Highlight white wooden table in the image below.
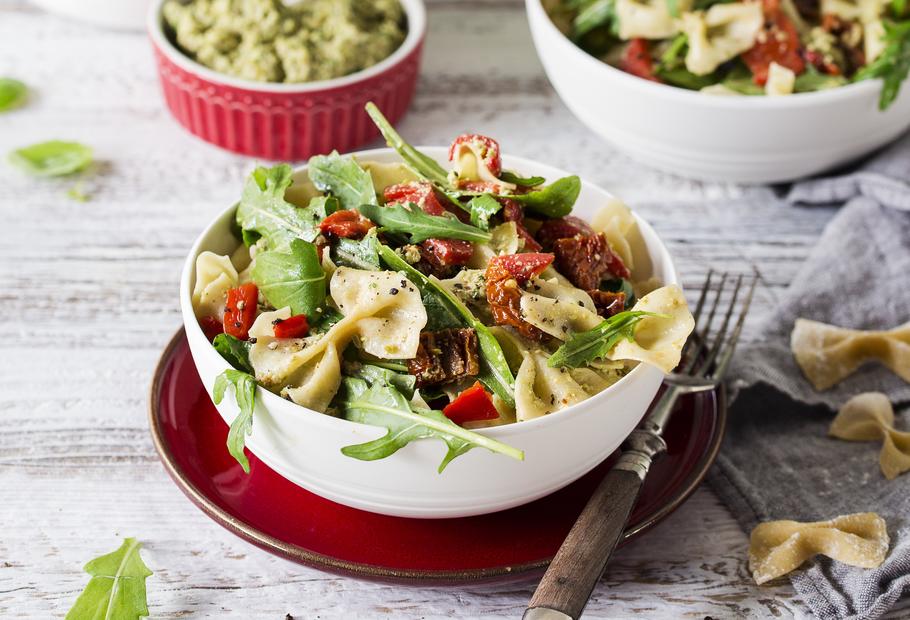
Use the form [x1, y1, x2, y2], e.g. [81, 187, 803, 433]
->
[3, 1, 907, 618]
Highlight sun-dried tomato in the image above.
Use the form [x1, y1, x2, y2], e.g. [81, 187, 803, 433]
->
[536, 215, 595, 250]
[319, 210, 375, 239]
[621, 39, 660, 82]
[449, 134, 503, 178]
[383, 181, 447, 216]
[588, 290, 627, 318]
[485, 254, 555, 341]
[552, 234, 630, 290]
[741, 0, 805, 85]
[500, 198, 542, 252]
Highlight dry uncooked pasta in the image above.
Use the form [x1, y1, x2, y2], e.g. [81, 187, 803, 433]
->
[790, 319, 910, 390]
[829, 392, 910, 480]
[749, 513, 889, 585]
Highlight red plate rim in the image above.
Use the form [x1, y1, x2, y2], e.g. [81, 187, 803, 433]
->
[149, 328, 726, 583]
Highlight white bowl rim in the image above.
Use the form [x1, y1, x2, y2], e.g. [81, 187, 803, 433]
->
[180, 147, 678, 439]
[525, 0, 885, 110]
[147, 0, 426, 93]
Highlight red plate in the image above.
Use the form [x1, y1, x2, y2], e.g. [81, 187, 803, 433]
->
[149, 330, 725, 584]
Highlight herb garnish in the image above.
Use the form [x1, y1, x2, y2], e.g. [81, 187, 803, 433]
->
[251, 238, 326, 316]
[307, 151, 378, 210]
[548, 310, 667, 368]
[9, 141, 92, 176]
[854, 20, 910, 110]
[65, 537, 152, 620]
[213, 369, 258, 472]
[0, 78, 27, 112]
[359, 202, 492, 243]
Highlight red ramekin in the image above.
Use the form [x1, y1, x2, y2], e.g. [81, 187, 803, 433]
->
[148, 0, 425, 161]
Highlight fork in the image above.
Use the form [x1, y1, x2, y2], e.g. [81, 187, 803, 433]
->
[524, 271, 758, 620]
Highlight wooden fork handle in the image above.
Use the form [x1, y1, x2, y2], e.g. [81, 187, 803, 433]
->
[525, 431, 666, 620]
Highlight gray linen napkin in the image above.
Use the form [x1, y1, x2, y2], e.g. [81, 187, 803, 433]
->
[706, 132, 910, 620]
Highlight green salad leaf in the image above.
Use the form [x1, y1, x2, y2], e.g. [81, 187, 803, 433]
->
[65, 537, 152, 620]
[251, 238, 326, 316]
[9, 141, 92, 177]
[572, 0, 619, 38]
[657, 66, 719, 90]
[352, 363, 417, 399]
[854, 19, 910, 110]
[310, 306, 344, 334]
[0, 78, 27, 112]
[213, 369, 258, 473]
[379, 244, 516, 406]
[236, 164, 339, 249]
[660, 33, 688, 66]
[794, 67, 848, 92]
[307, 151, 378, 210]
[548, 311, 666, 368]
[359, 203, 492, 243]
[365, 102, 451, 187]
[340, 382, 523, 472]
[212, 333, 253, 373]
[507, 175, 580, 218]
[331, 227, 381, 270]
[467, 193, 503, 230]
[499, 171, 545, 187]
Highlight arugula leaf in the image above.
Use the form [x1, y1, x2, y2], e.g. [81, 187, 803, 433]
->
[895, 0, 907, 17]
[365, 102, 451, 187]
[379, 245, 516, 406]
[548, 311, 667, 368]
[213, 369, 258, 472]
[9, 141, 92, 176]
[352, 363, 417, 399]
[573, 0, 619, 38]
[854, 20, 910, 110]
[331, 227, 381, 270]
[340, 383, 523, 472]
[499, 171, 545, 187]
[236, 164, 339, 249]
[252, 238, 326, 316]
[65, 537, 152, 620]
[507, 175, 580, 218]
[359, 203, 492, 243]
[310, 306, 344, 333]
[0, 78, 27, 112]
[794, 67, 848, 92]
[212, 333, 253, 373]
[467, 194, 502, 230]
[657, 67, 720, 90]
[307, 151, 378, 210]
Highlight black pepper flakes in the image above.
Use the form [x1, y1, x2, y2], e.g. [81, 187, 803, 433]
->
[389, 288, 399, 295]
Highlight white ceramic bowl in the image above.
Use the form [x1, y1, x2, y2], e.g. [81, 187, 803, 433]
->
[180, 148, 678, 518]
[526, 0, 910, 184]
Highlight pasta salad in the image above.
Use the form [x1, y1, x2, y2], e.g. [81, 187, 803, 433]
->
[546, 0, 910, 108]
[193, 103, 694, 473]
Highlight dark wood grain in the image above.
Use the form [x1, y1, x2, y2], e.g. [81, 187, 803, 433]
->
[527, 468, 644, 619]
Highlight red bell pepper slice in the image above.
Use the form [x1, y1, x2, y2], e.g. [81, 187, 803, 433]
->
[448, 134, 503, 178]
[443, 381, 500, 426]
[319, 209, 375, 239]
[383, 181, 447, 216]
[272, 314, 310, 339]
[223, 283, 258, 340]
[621, 39, 660, 82]
[488, 253, 554, 284]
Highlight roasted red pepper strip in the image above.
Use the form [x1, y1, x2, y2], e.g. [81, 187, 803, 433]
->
[488, 253, 554, 284]
[319, 209, 375, 239]
[621, 39, 660, 82]
[443, 381, 500, 426]
[223, 283, 258, 340]
[448, 134, 503, 177]
[383, 181, 447, 215]
[272, 314, 309, 339]
[199, 316, 224, 342]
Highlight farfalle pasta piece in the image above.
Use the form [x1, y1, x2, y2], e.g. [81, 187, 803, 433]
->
[590, 198, 636, 270]
[790, 319, 910, 390]
[681, 3, 764, 75]
[749, 513, 889, 585]
[615, 0, 690, 40]
[192, 251, 239, 319]
[830, 392, 910, 480]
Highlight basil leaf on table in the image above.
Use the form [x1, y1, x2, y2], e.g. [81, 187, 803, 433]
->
[359, 203, 492, 243]
[213, 369, 258, 473]
[548, 311, 667, 369]
[340, 382, 523, 472]
[0, 78, 27, 112]
[212, 333, 253, 373]
[379, 244, 516, 406]
[853, 20, 910, 110]
[251, 238, 326, 316]
[467, 193, 502, 230]
[307, 151, 378, 210]
[507, 175, 581, 218]
[65, 537, 153, 620]
[331, 227, 381, 270]
[236, 164, 339, 248]
[9, 141, 92, 176]
[365, 102, 451, 187]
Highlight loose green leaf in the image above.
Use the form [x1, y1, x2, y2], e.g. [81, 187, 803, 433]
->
[365, 102, 451, 187]
[212, 333, 253, 373]
[0, 78, 27, 112]
[213, 369, 258, 472]
[573, 0, 619, 38]
[379, 245, 516, 406]
[252, 238, 326, 316]
[65, 537, 152, 620]
[548, 311, 667, 368]
[507, 175, 581, 218]
[794, 67, 848, 92]
[854, 19, 910, 110]
[67, 182, 91, 203]
[331, 227, 381, 270]
[307, 151, 378, 210]
[660, 33, 689, 66]
[467, 193, 503, 230]
[359, 203, 492, 243]
[499, 171, 545, 187]
[353, 363, 417, 399]
[236, 164, 339, 249]
[340, 383, 523, 472]
[9, 141, 92, 177]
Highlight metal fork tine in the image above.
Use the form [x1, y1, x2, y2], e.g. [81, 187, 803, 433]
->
[709, 274, 758, 381]
[682, 272, 727, 373]
[697, 274, 743, 376]
[678, 270, 713, 369]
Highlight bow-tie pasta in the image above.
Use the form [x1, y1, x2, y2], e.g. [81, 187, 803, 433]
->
[791, 319, 910, 390]
[830, 392, 910, 480]
[610, 285, 694, 373]
[615, 0, 691, 40]
[192, 251, 239, 319]
[681, 3, 764, 75]
[519, 276, 602, 340]
[749, 513, 889, 585]
[590, 199, 636, 270]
